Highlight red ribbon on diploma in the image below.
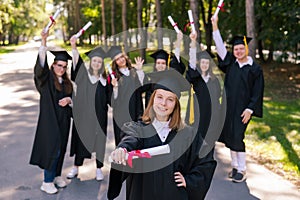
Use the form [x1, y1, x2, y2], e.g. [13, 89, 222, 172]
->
[49, 16, 56, 28]
[218, 3, 225, 12]
[127, 150, 151, 168]
[184, 21, 194, 32]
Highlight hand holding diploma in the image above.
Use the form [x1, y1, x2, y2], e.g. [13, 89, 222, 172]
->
[106, 63, 115, 79]
[168, 16, 180, 33]
[109, 144, 170, 168]
[75, 21, 92, 38]
[213, 0, 224, 19]
[44, 8, 61, 33]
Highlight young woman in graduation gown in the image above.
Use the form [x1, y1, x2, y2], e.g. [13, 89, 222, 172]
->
[107, 46, 144, 146]
[107, 69, 217, 200]
[29, 29, 73, 194]
[66, 35, 111, 181]
[212, 16, 264, 183]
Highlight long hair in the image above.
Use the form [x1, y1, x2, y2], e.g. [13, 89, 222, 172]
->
[197, 58, 217, 80]
[87, 59, 107, 79]
[111, 53, 132, 79]
[51, 62, 73, 95]
[142, 90, 185, 131]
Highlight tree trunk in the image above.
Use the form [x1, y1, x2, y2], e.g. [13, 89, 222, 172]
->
[74, 0, 81, 44]
[122, 0, 128, 53]
[111, 0, 116, 46]
[245, 0, 256, 58]
[137, 0, 146, 60]
[155, 0, 163, 49]
[101, 0, 107, 48]
[190, 0, 200, 43]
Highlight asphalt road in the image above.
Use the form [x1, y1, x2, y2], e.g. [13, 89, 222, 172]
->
[0, 41, 299, 200]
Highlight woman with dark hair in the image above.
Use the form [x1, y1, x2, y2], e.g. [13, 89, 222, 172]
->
[66, 35, 111, 181]
[107, 69, 216, 200]
[29, 29, 73, 194]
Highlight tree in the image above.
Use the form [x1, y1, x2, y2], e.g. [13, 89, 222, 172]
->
[122, 0, 128, 52]
[101, 0, 107, 48]
[137, 0, 147, 60]
[246, 0, 256, 58]
[155, 0, 163, 49]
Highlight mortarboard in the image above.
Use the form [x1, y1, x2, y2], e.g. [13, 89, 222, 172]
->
[150, 49, 171, 62]
[85, 46, 106, 59]
[147, 68, 190, 98]
[50, 50, 72, 62]
[229, 35, 252, 46]
[196, 50, 215, 60]
[107, 46, 123, 60]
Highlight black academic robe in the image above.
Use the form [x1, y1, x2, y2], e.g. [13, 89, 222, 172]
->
[185, 65, 222, 141]
[107, 122, 216, 200]
[112, 68, 144, 145]
[217, 52, 264, 152]
[30, 55, 72, 171]
[70, 57, 110, 162]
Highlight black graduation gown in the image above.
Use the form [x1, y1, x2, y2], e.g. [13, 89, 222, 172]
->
[30, 55, 72, 170]
[217, 52, 264, 151]
[107, 122, 217, 200]
[185, 65, 222, 140]
[70, 57, 110, 162]
[111, 68, 144, 145]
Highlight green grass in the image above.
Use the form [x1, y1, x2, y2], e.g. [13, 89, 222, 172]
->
[0, 46, 15, 54]
[245, 99, 300, 186]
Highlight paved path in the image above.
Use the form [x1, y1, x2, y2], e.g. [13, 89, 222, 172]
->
[0, 42, 299, 200]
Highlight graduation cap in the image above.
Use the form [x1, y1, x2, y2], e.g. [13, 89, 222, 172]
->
[50, 50, 72, 62]
[229, 35, 252, 46]
[150, 49, 171, 62]
[229, 35, 252, 56]
[196, 50, 215, 60]
[107, 46, 123, 60]
[147, 68, 190, 98]
[85, 46, 106, 59]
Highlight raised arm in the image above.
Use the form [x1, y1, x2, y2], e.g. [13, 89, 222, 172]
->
[211, 16, 227, 60]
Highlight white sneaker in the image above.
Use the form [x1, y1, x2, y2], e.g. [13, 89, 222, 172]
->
[67, 167, 78, 179]
[96, 168, 104, 181]
[54, 176, 67, 188]
[40, 182, 58, 194]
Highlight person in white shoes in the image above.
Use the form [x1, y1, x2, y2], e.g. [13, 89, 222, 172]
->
[67, 35, 110, 181]
[211, 16, 264, 183]
[29, 29, 72, 194]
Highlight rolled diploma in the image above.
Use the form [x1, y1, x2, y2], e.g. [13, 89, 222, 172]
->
[45, 9, 61, 32]
[168, 16, 180, 33]
[75, 21, 92, 38]
[109, 144, 170, 162]
[188, 10, 196, 32]
[106, 64, 115, 79]
[213, 0, 224, 19]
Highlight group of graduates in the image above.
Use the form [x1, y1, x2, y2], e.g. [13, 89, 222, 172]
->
[29, 15, 264, 200]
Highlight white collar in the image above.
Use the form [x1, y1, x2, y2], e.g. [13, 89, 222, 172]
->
[119, 67, 130, 76]
[236, 56, 253, 68]
[88, 74, 107, 86]
[201, 74, 210, 83]
[152, 118, 171, 143]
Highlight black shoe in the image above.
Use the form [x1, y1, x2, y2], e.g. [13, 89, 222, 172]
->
[228, 168, 238, 178]
[232, 171, 247, 183]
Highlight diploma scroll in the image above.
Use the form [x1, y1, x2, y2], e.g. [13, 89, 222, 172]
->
[168, 16, 180, 33]
[187, 10, 196, 33]
[75, 21, 92, 38]
[106, 64, 115, 79]
[109, 144, 170, 167]
[213, 0, 224, 19]
[44, 8, 61, 33]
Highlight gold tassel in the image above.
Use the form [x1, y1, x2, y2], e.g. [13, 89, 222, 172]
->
[189, 85, 195, 125]
[167, 52, 171, 70]
[243, 36, 249, 56]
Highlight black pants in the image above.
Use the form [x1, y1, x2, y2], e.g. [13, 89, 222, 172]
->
[74, 155, 103, 168]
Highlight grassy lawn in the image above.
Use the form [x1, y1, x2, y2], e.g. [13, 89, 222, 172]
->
[245, 62, 300, 188]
